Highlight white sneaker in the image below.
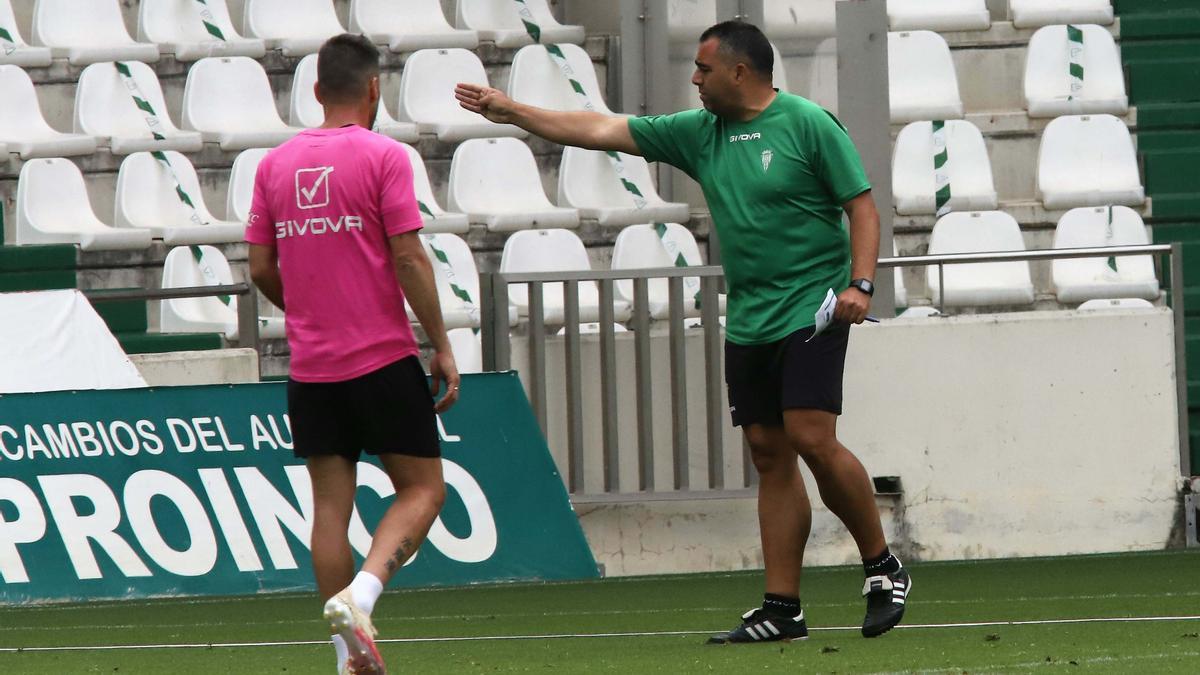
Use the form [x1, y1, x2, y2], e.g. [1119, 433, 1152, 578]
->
[324, 590, 386, 674]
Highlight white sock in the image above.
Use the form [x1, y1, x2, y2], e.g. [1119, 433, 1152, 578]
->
[350, 570, 384, 616]
[331, 634, 349, 672]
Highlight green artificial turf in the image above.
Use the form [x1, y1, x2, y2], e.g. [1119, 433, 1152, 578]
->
[1, 550, 1198, 673]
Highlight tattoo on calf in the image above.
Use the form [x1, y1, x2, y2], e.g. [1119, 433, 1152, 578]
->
[383, 537, 416, 575]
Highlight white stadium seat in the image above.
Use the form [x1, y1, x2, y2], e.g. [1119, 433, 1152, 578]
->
[402, 143, 469, 234]
[1037, 114, 1144, 210]
[0, 0, 52, 66]
[31, 0, 159, 65]
[558, 147, 690, 227]
[421, 233, 483, 330]
[888, 31, 963, 124]
[892, 120, 997, 215]
[74, 61, 203, 155]
[456, 0, 584, 48]
[398, 48, 526, 142]
[349, 0, 478, 52]
[0, 65, 98, 159]
[764, 1, 838, 40]
[16, 158, 152, 250]
[611, 223, 725, 320]
[667, 0, 715, 42]
[926, 211, 1036, 307]
[115, 151, 244, 245]
[1025, 24, 1128, 118]
[242, 0, 344, 57]
[161, 245, 286, 339]
[1010, 0, 1114, 29]
[448, 328, 484, 374]
[887, 0, 991, 32]
[226, 147, 270, 223]
[500, 229, 631, 325]
[509, 43, 616, 115]
[893, 243, 908, 308]
[289, 53, 419, 140]
[182, 56, 303, 150]
[138, 0, 266, 61]
[448, 137, 579, 232]
[1052, 206, 1159, 303]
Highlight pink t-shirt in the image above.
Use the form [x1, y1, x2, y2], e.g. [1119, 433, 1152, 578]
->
[245, 125, 424, 383]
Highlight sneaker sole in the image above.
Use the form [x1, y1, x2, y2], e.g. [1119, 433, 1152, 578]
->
[705, 635, 809, 645]
[324, 599, 386, 674]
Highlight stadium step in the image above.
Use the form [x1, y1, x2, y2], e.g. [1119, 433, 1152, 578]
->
[1135, 102, 1200, 130]
[1144, 149, 1200, 195]
[91, 295, 149, 334]
[115, 332, 223, 355]
[1127, 57, 1200, 104]
[0, 244, 78, 292]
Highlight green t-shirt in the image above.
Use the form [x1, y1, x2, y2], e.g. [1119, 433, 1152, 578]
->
[627, 92, 871, 345]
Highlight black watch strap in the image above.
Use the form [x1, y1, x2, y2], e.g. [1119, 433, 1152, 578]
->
[850, 278, 875, 297]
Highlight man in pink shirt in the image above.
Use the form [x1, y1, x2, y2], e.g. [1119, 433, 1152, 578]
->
[247, 34, 458, 674]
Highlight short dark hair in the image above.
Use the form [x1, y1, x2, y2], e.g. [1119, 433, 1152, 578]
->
[698, 20, 773, 77]
[316, 34, 381, 104]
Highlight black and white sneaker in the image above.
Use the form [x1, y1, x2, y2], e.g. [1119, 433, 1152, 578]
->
[861, 566, 911, 638]
[706, 608, 808, 644]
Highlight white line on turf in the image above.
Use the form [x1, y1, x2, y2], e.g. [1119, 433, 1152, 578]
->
[1, 615, 1197, 653]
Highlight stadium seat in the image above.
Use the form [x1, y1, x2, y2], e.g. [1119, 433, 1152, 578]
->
[138, 0, 266, 61]
[1077, 297, 1154, 310]
[0, 0, 52, 66]
[509, 43, 616, 115]
[226, 147, 269, 223]
[456, 0, 584, 48]
[926, 211, 1036, 307]
[764, 1, 838, 40]
[349, 0, 478, 52]
[15, 157, 152, 250]
[448, 327, 484, 374]
[1010, 0, 1114, 29]
[1037, 114, 1144, 210]
[402, 143, 469, 234]
[31, 0, 160, 65]
[893, 243, 908, 308]
[421, 233, 484, 329]
[558, 147, 690, 227]
[161, 245, 286, 339]
[888, 31, 963, 123]
[398, 48, 526, 142]
[0, 65, 98, 159]
[611, 223, 725, 320]
[500, 228, 631, 325]
[1052, 206, 1159, 303]
[115, 151, 245, 245]
[182, 57, 303, 150]
[289, 53, 419, 140]
[1024, 25, 1128, 118]
[447, 137, 579, 232]
[242, 0, 344, 57]
[892, 120, 997, 215]
[887, 0, 991, 32]
[74, 61, 203, 155]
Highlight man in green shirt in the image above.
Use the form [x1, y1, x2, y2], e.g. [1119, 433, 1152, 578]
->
[456, 20, 910, 642]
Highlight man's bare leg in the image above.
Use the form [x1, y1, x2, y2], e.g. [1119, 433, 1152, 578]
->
[745, 424, 811, 599]
[360, 454, 446, 583]
[308, 455, 359, 601]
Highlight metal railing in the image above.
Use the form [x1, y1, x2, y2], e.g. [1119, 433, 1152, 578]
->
[480, 243, 1190, 497]
[84, 282, 262, 351]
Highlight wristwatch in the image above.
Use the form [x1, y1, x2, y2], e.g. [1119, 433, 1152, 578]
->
[849, 278, 875, 297]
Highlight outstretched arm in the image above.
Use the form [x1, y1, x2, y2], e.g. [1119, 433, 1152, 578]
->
[455, 83, 641, 155]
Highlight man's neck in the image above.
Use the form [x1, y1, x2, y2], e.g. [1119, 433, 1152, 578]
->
[320, 106, 370, 130]
[728, 87, 779, 123]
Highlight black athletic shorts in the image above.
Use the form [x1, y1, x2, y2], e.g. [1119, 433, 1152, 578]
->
[724, 322, 851, 427]
[287, 355, 441, 460]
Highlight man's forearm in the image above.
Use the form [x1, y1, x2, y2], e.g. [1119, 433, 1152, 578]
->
[395, 255, 451, 352]
[508, 103, 621, 151]
[847, 200, 881, 283]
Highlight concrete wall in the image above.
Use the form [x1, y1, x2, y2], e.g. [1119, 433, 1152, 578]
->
[517, 309, 1184, 574]
[130, 348, 260, 386]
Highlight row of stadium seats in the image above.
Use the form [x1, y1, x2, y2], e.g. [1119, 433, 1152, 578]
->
[0, 0, 581, 65]
[893, 114, 1143, 215]
[900, 206, 1158, 309]
[12, 136, 687, 250]
[889, 25, 1127, 123]
[0, 42, 610, 157]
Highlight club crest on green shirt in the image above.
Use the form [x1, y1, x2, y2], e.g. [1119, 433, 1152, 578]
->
[761, 149, 773, 172]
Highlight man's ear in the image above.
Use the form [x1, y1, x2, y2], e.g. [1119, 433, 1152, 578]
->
[733, 62, 749, 84]
[314, 81, 324, 105]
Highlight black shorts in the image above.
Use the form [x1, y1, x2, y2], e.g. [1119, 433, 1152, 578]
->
[287, 356, 440, 460]
[725, 322, 851, 427]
